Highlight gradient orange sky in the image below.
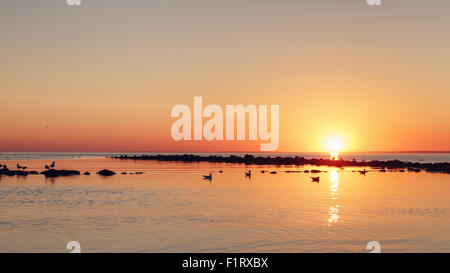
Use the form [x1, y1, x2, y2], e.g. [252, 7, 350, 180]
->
[1, 1, 449, 152]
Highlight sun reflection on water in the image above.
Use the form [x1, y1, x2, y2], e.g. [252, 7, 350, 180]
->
[328, 169, 340, 224]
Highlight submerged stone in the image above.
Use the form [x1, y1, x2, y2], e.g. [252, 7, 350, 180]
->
[97, 169, 116, 176]
[40, 169, 81, 177]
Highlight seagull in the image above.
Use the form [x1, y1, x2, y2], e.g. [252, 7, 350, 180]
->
[245, 170, 251, 178]
[203, 173, 212, 180]
[17, 164, 27, 170]
[50, 161, 55, 168]
[310, 177, 320, 182]
[17, 163, 27, 171]
[45, 164, 50, 169]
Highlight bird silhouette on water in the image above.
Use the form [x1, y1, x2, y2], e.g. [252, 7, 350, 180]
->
[203, 172, 212, 180]
[310, 177, 320, 182]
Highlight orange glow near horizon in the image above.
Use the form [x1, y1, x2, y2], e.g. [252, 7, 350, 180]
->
[0, 2, 450, 153]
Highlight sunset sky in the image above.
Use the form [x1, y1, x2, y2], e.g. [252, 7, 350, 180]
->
[1, 0, 449, 152]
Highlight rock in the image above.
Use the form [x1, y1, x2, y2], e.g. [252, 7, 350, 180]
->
[15, 170, 29, 176]
[0, 169, 29, 176]
[270, 171, 277, 174]
[40, 169, 81, 177]
[29, 171, 39, 175]
[121, 172, 127, 174]
[83, 172, 90, 175]
[310, 170, 321, 173]
[97, 169, 116, 176]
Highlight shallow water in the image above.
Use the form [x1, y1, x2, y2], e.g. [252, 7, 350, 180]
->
[0, 157, 449, 252]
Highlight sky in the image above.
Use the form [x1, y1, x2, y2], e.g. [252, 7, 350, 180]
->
[1, 0, 449, 152]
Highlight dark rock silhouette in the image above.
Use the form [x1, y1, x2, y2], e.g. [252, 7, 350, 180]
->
[83, 172, 90, 175]
[41, 169, 81, 178]
[112, 154, 450, 174]
[97, 169, 116, 176]
[0, 169, 29, 176]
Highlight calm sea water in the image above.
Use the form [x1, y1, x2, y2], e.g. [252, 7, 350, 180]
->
[0, 154, 449, 252]
[1, 152, 449, 163]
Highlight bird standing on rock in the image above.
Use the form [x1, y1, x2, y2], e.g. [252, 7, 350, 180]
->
[50, 161, 55, 168]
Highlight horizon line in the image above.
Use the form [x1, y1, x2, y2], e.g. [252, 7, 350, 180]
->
[1, 150, 450, 154]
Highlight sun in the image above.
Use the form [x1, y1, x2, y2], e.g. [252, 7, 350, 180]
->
[324, 137, 344, 160]
[325, 137, 343, 152]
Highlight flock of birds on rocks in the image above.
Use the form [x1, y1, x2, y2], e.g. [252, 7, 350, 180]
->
[0, 161, 56, 171]
[0, 161, 137, 177]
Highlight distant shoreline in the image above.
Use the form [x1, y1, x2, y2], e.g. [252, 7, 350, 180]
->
[1, 151, 450, 154]
[112, 154, 450, 174]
